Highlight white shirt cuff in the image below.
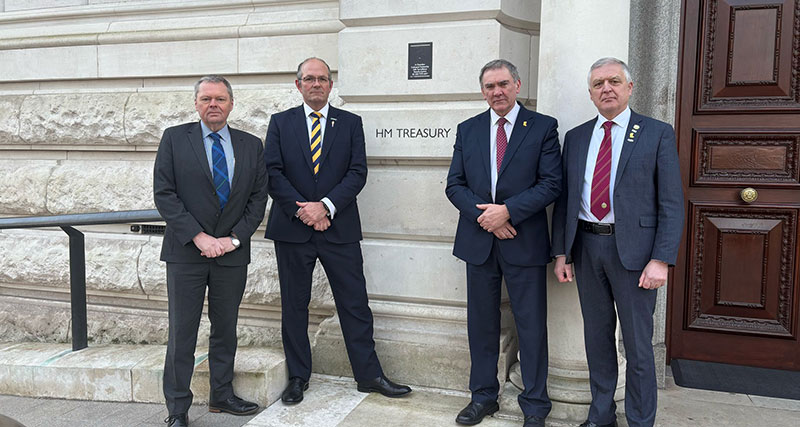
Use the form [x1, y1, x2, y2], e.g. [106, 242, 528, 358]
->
[321, 197, 336, 219]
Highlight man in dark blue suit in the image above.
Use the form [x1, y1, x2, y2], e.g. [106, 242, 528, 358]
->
[551, 57, 684, 427]
[264, 57, 411, 405]
[446, 59, 562, 427]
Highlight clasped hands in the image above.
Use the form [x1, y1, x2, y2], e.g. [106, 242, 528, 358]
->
[193, 232, 236, 258]
[296, 201, 330, 231]
[476, 203, 516, 240]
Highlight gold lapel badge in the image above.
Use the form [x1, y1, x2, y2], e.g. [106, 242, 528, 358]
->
[523, 121, 527, 127]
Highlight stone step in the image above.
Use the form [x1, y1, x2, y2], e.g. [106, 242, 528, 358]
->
[0, 342, 286, 407]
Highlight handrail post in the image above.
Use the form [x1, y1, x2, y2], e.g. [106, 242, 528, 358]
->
[60, 226, 88, 351]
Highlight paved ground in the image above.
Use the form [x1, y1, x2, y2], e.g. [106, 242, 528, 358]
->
[1, 373, 799, 426]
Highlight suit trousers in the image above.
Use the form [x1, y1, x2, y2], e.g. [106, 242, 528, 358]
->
[574, 229, 658, 427]
[466, 239, 551, 418]
[274, 233, 382, 383]
[163, 261, 247, 415]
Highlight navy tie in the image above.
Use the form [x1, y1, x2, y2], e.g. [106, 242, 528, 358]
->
[209, 132, 230, 210]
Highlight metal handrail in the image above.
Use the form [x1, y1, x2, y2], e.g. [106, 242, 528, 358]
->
[0, 209, 163, 351]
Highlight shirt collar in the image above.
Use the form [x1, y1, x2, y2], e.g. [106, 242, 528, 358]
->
[200, 121, 231, 142]
[594, 106, 631, 131]
[303, 102, 330, 119]
[489, 102, 521, 127]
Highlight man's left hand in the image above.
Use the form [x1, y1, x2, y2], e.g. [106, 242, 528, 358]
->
[639, 259, 669, 289]
[476, 203, 511, 232]
[296, 201, 328, 226]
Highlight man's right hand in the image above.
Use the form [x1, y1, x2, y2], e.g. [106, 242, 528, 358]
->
[554, 255, 574, 283]
[193, 232, 225, 258]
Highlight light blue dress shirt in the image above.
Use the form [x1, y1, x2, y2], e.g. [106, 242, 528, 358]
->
[200, 121, 235, 183]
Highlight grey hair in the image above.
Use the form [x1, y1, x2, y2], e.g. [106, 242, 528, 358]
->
[296, 57, 332, 81]
[587, 57, 633, 87]
[479, 59, 520, 85]
[194, 75, 233, 100]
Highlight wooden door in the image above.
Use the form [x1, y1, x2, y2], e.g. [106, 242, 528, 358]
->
[669, 0, 800, 370]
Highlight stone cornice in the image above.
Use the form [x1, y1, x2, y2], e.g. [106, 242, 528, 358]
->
[0, 0, 342, 50]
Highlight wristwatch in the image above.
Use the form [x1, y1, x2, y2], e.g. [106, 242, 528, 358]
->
[230, 235, 241, 249]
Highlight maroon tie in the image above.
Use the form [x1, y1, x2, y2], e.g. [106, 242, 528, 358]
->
[591, 121, 614, 221]
[496, 117, 508, 173]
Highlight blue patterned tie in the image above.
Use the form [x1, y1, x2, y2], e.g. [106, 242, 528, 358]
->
[209, 132, 230, 210]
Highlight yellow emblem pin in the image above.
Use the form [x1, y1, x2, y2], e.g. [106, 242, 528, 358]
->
[523, 121, 527, 127]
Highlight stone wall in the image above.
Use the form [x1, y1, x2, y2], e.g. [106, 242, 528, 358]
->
[0, 0, 531, 394]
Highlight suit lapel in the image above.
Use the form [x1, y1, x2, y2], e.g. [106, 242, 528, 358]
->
[498, 105, 532, 178]
[228, 128, 243, 192]
[476, 110, 491, 182]
[614, 111, 643, 187]
[574, 120, 593, 195]
[318, 105, 338, 169]
[290, 106, 315, 172]
[187, 122, 214, 186]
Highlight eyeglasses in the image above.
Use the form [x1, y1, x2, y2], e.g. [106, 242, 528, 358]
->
[197, 96, 230, 104]
[301, 76, 331, 84]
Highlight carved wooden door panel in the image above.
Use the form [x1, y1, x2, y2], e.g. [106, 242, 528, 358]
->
[670, 0, 800, 369]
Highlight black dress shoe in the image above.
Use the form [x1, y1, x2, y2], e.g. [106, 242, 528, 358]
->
[524, 414, 546, 426]
[455, 400, 499, 425]
[164, 413, 187, 427]
[579, 421, 617, 427]
[281, 377, 309, 404]
[208, 394, 259, 415]
[356, 375, 412, 397]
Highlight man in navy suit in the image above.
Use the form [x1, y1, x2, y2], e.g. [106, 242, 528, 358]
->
[264, 57, 411, 405]
[154, 75, 268, 427]
[551, 57, 684, 427]
[446, 59, 562, 427]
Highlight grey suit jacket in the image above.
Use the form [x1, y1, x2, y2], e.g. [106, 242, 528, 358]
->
[551, 111, 684, 271]
[153, 121, 268, 266]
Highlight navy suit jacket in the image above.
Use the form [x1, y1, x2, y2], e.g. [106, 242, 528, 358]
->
[551, 111, 684, 270]
[153, 122, 268, 266]
[446, 104, 562, 267]
[264, 104, 367, 244]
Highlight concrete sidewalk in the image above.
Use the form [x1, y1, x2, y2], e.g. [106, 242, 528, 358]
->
[2, 373, 799, 427]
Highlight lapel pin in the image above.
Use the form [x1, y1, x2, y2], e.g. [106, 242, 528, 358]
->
[627, 138, 634, 143]
[633, 124, 640, 129]
[330, 118, 337, 128]
[523, 121, 527, 127]
[629, 132, 635, 138]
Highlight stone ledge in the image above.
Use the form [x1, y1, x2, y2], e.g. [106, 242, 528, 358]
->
[0, 342, 287, 406]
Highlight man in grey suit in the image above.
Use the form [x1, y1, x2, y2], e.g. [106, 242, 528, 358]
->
[551, 58, 684, 427]
[154, 75, 268, 427]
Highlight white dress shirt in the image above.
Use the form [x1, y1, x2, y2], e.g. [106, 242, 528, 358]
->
[578, 106, 631, 224]
[301, 102, 336, 218]
[489, 102, 521, 202]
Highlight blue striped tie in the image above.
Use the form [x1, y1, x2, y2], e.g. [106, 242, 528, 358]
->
[209, 132, 230, 210]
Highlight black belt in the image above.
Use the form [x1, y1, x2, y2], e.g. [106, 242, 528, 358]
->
[579, 220, 614, 235]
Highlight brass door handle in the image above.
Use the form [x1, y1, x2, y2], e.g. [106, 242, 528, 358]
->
[740, 187, 758, 203]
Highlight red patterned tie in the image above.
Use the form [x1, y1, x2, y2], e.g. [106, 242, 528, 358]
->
[496, 117, 508, 172]
[591, 121, 614, 221]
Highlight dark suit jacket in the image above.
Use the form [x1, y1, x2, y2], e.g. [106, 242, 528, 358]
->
[264, 105, 367, 244]
[446, 104, 562, 267]
[551, 110, 684, 271]
[153, 121, 268, 266]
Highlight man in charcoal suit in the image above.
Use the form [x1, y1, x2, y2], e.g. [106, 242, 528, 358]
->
[154, 75, 268, 427]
